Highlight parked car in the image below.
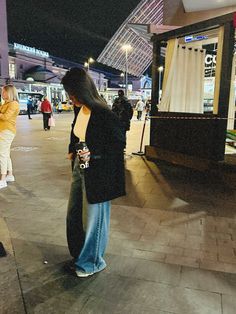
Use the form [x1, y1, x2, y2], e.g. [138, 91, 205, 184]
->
[60, 101, 73, 111]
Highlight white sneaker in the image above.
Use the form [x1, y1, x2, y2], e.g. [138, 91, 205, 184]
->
[75, 270, 94, 278]
[0, 180, 7, 189]
[6, 175, 15, 182]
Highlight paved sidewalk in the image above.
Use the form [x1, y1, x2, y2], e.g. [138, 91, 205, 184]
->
[0, 113, 235, 314]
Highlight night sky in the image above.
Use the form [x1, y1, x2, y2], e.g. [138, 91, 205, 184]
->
[6, 0, 141, 66]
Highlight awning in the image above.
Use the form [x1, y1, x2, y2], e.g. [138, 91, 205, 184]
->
[97, 0, 164, 77]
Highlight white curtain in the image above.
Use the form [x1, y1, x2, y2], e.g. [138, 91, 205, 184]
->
[159, 39, 178, 111]
[227, 54, 236, 130]
[160, 42, 205, 113]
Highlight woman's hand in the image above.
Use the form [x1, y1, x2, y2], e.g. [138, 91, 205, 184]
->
[77, 148, 91, 162]
[67, 153, 74, 161]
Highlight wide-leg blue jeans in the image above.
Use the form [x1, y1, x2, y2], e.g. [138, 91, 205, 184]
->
[67, 158, 111, 273]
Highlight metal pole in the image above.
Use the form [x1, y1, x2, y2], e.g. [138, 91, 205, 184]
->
[159, 70, 162, 103]
[132, 113, 148, 156]
[125, 49, 128, 97]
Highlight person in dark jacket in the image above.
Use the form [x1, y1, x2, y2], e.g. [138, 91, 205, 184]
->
[27, 96, 33, 119]
[112, 90, 133, 139]
[61, 68, 126, 277]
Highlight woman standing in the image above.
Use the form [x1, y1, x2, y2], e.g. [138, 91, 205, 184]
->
[0, 85, 20, 189]
[62, 68, 126, 277]
[40, 96, 52, 130]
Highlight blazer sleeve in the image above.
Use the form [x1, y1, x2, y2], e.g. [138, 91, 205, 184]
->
[105, 110, 126, 151]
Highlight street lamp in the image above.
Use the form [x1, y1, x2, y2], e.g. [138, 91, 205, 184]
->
[121, 44, 132, 97]
[158, 66, 164, 103]
[84, 57, 95, 71]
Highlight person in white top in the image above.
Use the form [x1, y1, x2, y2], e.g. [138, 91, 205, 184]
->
[135, 98, 145, 120]
[61, 68, 126, 278]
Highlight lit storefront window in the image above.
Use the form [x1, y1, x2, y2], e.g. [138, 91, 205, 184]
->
[9, 63, 16, 79]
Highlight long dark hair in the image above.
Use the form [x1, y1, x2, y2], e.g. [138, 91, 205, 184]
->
[61, 67, 107, 110]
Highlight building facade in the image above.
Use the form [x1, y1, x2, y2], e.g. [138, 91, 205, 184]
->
[3, 42, 108, 103]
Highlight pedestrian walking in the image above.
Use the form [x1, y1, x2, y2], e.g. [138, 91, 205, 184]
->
[135, 98, 145, 120]
[0, 84, 20, 189]
[112, 90, 133, 143]
[62, 68, 126, 277]
[40, 96, 52, 130]
[32, 96, 38, 113]
[27, 96, 33, 119]
[145, 99, 151, 120]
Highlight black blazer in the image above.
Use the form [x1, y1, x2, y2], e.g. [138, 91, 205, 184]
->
[70, 105, 126, 204]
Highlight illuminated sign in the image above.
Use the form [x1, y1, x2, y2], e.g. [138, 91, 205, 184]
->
[14, 43, 49, 58]
[185, 35, 208, 43]
[205, 54, 216, 67]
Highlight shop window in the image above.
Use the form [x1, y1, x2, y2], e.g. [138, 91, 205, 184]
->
[159, 27, 226, 114]
[9, 63, 16, 79]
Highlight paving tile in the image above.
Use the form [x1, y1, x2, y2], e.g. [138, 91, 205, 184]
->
[222, 294, 236, 314]
[86, 272, 221, 313]
[218, 255, 236, 264]
[140, 234, 170, 246]
[132, 259, 181, 286]
[180, 267, 236, 296]
[79, 295, 175, 314]
[223, 263, 236, 274]
[168, 233, 186, 246]
[165, 255, 199, 268]
[152, 244, 183, 256]
[183, 248, 217, 261]
[217, 239, 235, 249]
[200, 243, 218, 252]
[132, 249, 166, 262]
[116, 238, 154, 251]
[106, 244, 133, 258]
[27, 292, 90, 314]
[143, 196, 172, 210]
[200, 259, 227, 273]
[0, 255, 25, 314]
[110, 230, 141, 241]
[141, 221, 160, 236]
[218, 247, 236, 264]
[105, 254, 138, 277]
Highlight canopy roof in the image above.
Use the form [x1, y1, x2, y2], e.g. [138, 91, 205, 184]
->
[97, 0, 164, 77]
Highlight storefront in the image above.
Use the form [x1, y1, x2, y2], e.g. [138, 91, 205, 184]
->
[147, 12, 236, 169]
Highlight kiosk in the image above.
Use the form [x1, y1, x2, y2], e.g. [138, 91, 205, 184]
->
[146, 12, 236, 170]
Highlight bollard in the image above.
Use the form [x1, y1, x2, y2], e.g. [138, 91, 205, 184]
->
[0, 242, 7, 257]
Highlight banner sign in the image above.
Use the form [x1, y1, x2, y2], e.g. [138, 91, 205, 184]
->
[185, 35, 208, 43]
[14, 43, 49, 58]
